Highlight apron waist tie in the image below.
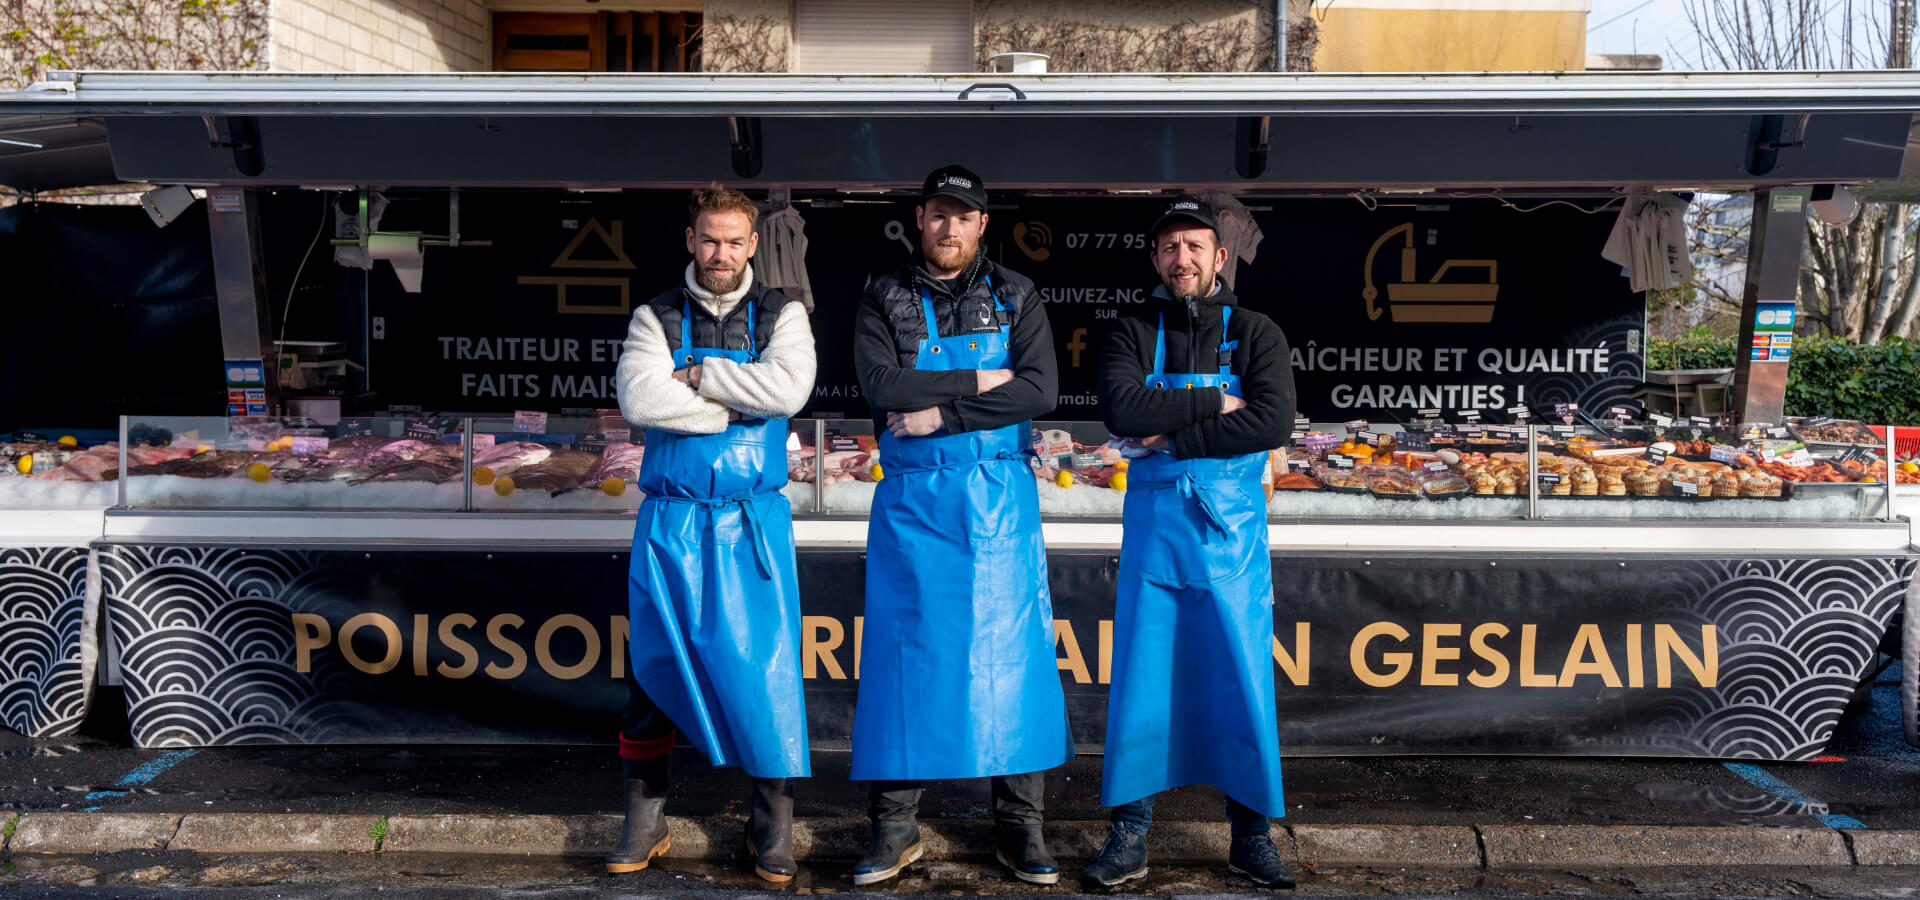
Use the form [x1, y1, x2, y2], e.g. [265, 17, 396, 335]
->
[649, 490, 778, 577]
[883, 449, 1026, 478]
[1139, 472, 1231, 543]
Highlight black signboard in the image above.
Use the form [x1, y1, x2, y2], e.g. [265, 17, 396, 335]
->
[366, 193, 1645, 422]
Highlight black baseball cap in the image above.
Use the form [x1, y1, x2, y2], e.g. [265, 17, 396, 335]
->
[920, 165, 988, 211]
[1150, 195, 1220, 240]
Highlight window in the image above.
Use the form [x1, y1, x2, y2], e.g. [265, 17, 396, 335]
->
[492, 11, 702, 72]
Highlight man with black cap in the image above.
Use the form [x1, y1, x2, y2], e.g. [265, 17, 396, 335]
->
[848, 165, 1071, 887]
[1086, 196, 1297, 890]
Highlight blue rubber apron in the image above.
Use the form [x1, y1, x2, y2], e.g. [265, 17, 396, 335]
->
[628, 297, 809, 779]
[1100, 306, 1285, 816]
[851, 276, 1073, 781]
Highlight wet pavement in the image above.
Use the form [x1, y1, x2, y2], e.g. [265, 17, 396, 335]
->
[4, 670, 1916, 829]
[6, 853, 1920, 898]
[2, 668, 1917, 896]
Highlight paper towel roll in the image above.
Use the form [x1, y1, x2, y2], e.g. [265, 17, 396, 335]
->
[369, 232, 425, 292]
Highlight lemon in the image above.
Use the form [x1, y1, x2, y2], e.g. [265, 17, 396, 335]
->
[472, 466, 496, 486]
[600, 477, 626, 496]
[246, 462, 272, 482]
[493, 476, 516, 496]
[869, 463, 885, 481]
[1114, 459, 1129, 472]
[16, 455, 31, 475]
[56, 435, 77, 447]
[1110, 472, 1128, 491]
[1900, 462, 1919, 475]
[1054, 470, 1073, 489]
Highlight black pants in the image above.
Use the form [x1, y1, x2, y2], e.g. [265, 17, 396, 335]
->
[619, 670, 676, 755]
[868, 772, 1047, 829]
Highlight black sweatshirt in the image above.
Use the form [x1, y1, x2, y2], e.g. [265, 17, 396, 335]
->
[1098, 284, 1296, 459]
[853, 254, 1058, 435]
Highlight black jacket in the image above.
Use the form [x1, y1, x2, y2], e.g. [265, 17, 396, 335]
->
[853, 253, 1058, 434]
[1098, 284, 1296, 459]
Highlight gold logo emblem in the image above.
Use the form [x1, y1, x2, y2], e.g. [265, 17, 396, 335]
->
[1361, 223, 1499, 323]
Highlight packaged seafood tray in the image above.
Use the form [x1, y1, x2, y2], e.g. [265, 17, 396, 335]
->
[1786, 417, 1885, 448]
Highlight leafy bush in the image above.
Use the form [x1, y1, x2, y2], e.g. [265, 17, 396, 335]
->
[1648, 334, 1920, 425]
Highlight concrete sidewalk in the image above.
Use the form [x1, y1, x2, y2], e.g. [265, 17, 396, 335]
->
[7, 811, 1920, 869]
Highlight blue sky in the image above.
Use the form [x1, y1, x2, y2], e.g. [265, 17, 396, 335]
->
[1585, 0, 1891, 70]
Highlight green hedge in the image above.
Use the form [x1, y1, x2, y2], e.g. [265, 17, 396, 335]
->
[1647, 335, 1920, 425]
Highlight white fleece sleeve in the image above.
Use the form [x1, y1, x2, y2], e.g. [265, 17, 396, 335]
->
[616, 306, 731, 435]
[697, 302, 817, 420]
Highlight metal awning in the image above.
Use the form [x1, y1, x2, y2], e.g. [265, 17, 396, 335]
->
[6, 69, 1920, 192]
[0, 114, 114, 192]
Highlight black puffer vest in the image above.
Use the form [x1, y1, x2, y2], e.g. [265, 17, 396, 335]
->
[647, 279, 795, 362]
[868, 255, 1033, 368]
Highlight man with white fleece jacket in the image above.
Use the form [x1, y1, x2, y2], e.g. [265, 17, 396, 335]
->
[608, 185, 816, 884]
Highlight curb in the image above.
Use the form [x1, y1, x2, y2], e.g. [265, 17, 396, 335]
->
[4, 813, 1916, 869]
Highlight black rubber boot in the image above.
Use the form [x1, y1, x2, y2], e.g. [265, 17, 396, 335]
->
[1081, 826, 1149, 888]
[852, 821, 924, 886]
[744, 777, 797, 883]
[605, 755, 671, 874]
[1228, 832, 1296, 888]
[994, 825, 1060, 885]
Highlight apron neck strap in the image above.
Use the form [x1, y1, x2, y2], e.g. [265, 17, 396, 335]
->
[1152, 312, 1167, 377]
[1217, 306, 1233, 377]
[745, 297, 759, 361]
[680, 297, 695, 360]
[919, 283, 942, 341]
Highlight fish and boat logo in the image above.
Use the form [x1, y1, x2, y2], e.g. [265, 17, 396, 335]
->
[1361, 223, 1501, 324]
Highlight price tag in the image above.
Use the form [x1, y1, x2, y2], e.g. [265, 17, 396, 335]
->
[1397, 432, 1433, 451]
[1301, 432, 1340, 453]
[1288, 458, 1313, 472]
[1423, 461, 1451, 477]
[1552, 425, 1577, 436]
[1690, 416, 1715, 427]
[828, 435, 860, 452]
[1646, 447, 1670, 465]
[577, 433, 607, 455]
[1537, 472, 1563, 486]
[1294, 416, 1311, 429]
[1673, 480, 1700, 496]
[1071, 451, 1103, 470]
[1456, 409, 1483, 422]
[1358, 431, 1380, 446]
[1508, 405, 1532, 422]
[1345, 419, 1370, 435]
[403, 420, 443, 442]
[289, 436, 330, 455]
[1290, 431, 1309, 442]
[1648, 413, 1673, 429]
[1328, 454, 1355, 469]
[335, 418, 375, 438]
[1433, 424, 1459, 439]
[1554, 402, 1577, 422]
[1806, 415, 1836, 426]
[470, 433, 496, 452]
[1781, 447, 1814, 468]
[1709, 444, 1743, 464]
[1767, 427, 1789, 438]
[1458, 425, 1486, 438]
[1417, 409, 1442, 419]
[1608, 405, 1637, 420]
[513, 410, 549, 434]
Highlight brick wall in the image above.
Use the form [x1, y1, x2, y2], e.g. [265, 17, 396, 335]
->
[272, 0, 490, 72]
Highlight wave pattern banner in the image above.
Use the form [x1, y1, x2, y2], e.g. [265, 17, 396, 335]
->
[97, 545, 1912, 758]
[0, 546, 93, 736]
